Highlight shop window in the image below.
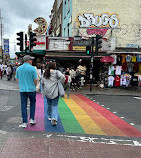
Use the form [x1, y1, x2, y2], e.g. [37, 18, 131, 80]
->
[68, 0, 70, 13]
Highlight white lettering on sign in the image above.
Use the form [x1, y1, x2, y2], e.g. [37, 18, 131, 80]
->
[77, 13, 119, 28]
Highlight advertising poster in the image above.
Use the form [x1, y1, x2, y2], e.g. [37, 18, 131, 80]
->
[3, 39, 9, 55]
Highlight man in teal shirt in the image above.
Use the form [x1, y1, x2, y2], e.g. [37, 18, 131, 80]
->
[16, 55, 37, 128]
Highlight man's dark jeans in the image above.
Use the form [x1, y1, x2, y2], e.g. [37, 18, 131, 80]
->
[20, 91, 36, 123]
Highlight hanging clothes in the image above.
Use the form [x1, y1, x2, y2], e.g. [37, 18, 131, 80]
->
[115, 66, 122, 75]
[126, 55, 132, 62]
[114, 76, 121, 87]
[108, 65, 115, 76]
[108, 76, 114, 87]
[132, 55, 136, 62]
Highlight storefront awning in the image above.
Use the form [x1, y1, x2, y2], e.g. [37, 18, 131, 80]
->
[15, 50, 46, 56]
[44, 50, 108, 60]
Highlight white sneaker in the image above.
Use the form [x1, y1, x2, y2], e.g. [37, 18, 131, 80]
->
[19, 123, 27, 128]
[51, 119, 57, 126]
[29, 119, 36, 125]
[48, 117, 51, 121]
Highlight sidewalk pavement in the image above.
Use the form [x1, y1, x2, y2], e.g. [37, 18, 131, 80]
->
[1, 76, 141, 96]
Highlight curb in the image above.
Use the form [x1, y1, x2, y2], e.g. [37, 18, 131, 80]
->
[85, 93, 141, 97]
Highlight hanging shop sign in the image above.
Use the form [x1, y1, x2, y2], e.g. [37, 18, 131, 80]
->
[33, 17, 47, 35]
[33, 35, 46, 50]
[3, 39, 9, 55]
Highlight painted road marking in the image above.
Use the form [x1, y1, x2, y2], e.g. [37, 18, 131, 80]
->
[78, 94, 141, 137]
[120, 117, 124, 119]
[54, 134, 141, 146]
[63, 96, 105, 135]
[25, 94, 141, 138]
[134, 97, 141, 100]
[71, 95, 127, 137]
[113, 112, 117, 114]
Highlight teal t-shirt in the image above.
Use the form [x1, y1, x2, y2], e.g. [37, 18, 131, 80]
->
[16, 63, 37, 92]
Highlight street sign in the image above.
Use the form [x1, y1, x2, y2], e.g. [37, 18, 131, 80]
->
[72, 39, 92, 46]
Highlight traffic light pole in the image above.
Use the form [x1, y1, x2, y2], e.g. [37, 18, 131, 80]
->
[90, 37, 94, 92]
[25, 34, 27, 54]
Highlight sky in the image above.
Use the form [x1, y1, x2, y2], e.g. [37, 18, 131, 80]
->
[0, 0, 55, 58]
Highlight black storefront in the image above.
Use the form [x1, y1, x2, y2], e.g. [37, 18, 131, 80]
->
[15, 49, 107, 83]
[44, 50, 107, 83]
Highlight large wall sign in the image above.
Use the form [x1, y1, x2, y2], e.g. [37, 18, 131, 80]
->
[77, 13, 120, 36]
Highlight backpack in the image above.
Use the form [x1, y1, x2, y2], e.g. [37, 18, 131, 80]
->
[64, 75, 68, 84]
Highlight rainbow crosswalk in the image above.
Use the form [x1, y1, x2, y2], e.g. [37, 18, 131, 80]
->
[25, 93, 141, 137]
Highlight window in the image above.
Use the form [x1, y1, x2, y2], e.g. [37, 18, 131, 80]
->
[68, 0, 70, 13]
[68, 23, 69, 37]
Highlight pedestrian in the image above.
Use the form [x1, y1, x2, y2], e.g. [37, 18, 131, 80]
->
[75, 69, 81, 89]
[10, 65, 13, 79]
[0, 63, 3, 79]
[63, 71, 71, 99]
[13, 65, 17, 80]
[0, 68, 2, 79]
[16, 55, 37, 128]
[34, 66, 41, 93]
[69, 67, 76, 90]
[42, 62, 65, 126]
[6, 65, 12, 81]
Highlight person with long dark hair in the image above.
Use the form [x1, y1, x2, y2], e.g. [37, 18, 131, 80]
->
[42, 62, 65, 126]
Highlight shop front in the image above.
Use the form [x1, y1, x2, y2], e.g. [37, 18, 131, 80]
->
[99, 51, 141, 88]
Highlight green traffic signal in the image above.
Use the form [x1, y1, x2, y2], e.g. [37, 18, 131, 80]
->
[86, 46, 91, 56]
[87, 50, 90, 55]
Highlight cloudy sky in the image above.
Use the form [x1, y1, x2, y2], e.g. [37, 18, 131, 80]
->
[1, 0, 55, 58]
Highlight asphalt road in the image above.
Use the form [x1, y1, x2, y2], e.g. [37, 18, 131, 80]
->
[86, 94, 141, 131]
[0, 90, 141, 158]
[0, 90, 22, 132]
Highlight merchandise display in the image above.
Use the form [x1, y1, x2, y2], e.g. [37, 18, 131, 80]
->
[99, 54, 141, 88]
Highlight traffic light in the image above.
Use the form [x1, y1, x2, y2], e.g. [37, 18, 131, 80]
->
[17, 32, 24, 51]
[29, 32, 36, 52]
[86, 46, 91, 55]
[95, 35, 102, 54]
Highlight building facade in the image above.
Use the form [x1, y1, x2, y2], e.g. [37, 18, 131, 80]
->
[49, 0, 63, 37]
[60, 0, 141, 49]
[37, 0, 141, 85]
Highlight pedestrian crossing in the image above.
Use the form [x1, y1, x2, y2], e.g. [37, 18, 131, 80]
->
[25, 93, 141, 137]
